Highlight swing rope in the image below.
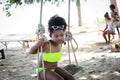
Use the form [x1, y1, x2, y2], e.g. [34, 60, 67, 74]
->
[66, 0, 79, 66]
[36, 0, 46, 80]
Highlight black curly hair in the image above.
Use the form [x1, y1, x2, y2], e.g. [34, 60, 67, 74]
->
[104, 12, 109, 18]
[48, 15, 67, 33]
[110, 4, 115, 10]
[104, 12, 111, 20]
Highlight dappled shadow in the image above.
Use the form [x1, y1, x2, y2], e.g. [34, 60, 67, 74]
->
[0, 49, 37, 80]
[1, 39, 120, 80]
[76, 41, 111, 53]
[73, 56, 120, 80]
[60, 40, 120, 80]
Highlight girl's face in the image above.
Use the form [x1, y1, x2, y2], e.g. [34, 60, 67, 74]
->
[50, 30, 64, 44]
[105, 17, 108, 21]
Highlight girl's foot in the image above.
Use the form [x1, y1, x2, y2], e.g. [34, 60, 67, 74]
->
[118, 34, 120, 39]
[106, 41, 110, 44]
[105, 40, 110, 44]
[111, 37, 114, 41]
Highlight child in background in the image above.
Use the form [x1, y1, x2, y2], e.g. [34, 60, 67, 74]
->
[29, 15, 75, 80]
[110, 4, 120, 38]
[103, 12, 115, 44]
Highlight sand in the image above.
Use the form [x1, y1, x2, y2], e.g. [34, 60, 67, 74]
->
[0, 25, 120, 80]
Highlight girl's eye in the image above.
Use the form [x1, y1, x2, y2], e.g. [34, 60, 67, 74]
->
[55, 35, 58, 38]
[61, 34, 63, 37]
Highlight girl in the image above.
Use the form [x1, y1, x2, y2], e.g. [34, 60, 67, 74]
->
[29, 15, 75, 80]
[103, 12, 115, 44]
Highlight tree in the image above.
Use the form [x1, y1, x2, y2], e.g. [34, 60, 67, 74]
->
[1, 0, 82, 26]
[0, 0, 22, 16]
[76, 0, 82, 26]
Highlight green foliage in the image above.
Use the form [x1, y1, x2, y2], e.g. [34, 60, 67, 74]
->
[1, 0, 22, 17]
[24, 0, 34, 4]
[94, 18, 105, 26]
[24, 0, 65, 6]
[100, 18, 105, 25]
[1, 0, 82, 17]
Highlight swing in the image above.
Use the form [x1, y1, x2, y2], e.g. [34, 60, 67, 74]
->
[63, 0, 82, 75]
[36, 0, 82, 80]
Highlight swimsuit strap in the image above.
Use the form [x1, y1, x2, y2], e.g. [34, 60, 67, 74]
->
[49, 40, 62, 52]
[49, 41, 52, 53]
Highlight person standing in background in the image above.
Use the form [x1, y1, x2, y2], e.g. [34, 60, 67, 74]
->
[109, 4, 120, 39]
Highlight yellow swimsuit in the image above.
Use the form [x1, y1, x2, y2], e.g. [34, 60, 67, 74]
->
[36, 41, 62, 73]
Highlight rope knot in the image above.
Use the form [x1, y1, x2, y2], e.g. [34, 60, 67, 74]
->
[36, 24, 45, 38]
[65, 31, 73, 41]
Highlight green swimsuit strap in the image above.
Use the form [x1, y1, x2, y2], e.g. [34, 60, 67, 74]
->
[49, 41, 52, 53]
[49, 40, 62, 51]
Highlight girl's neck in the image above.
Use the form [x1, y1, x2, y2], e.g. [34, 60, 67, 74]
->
[112, 10, 115, 12]
[49, 40, 59, 46]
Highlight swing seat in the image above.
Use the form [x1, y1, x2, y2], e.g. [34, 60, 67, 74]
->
[63, 64, 83, 75]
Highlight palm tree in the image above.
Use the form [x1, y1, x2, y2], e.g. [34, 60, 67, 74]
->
[76, 0, 82, 26]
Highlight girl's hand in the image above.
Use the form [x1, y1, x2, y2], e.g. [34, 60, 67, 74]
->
[29, 37, 46, 54]
[36, 38, 45, 48]
[99, 30, 103, 32]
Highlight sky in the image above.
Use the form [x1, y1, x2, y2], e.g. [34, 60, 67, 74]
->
[0, 0, 120, 35]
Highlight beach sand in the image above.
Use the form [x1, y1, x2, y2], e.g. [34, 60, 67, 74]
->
[0, 25, 120, 80]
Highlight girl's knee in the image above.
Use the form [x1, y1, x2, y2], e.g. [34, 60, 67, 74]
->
[40, 71, 64, 80]
[64, 74, 75, 80]
[40, 75, 63, 80]
[68, 76, 75, 80]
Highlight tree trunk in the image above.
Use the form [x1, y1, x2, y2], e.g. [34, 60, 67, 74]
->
[76, 0, 82, 26]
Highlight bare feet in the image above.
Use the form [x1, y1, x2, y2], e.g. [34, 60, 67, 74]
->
[110, 37, 114, 41]
[105, 41, 110, 44]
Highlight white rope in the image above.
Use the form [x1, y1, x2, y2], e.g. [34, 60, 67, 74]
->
[41, 45, 46, 80]
[36, 25, 46, 80]
[65, 31, 78, 65]
[36, 24, 45, 39]
[36, 0, 46, 80]
[66, 0, 79, 66]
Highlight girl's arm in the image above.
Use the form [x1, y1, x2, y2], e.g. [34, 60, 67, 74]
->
[103, 22, 108, 32]
[111, 12, 119, 20]
[29, 38, 45, 54]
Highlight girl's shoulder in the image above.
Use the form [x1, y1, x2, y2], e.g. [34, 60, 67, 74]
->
[112, 11, 118, 15]
[43, 40, 51, 46]
[37, 38, 49, 47]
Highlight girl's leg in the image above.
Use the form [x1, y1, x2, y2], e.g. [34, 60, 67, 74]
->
[111, 34, 114, 41]
[116, 27, 120, 38]
[107, 33, 111, 44]
[108, 31, 115, 44]
[39, 70, 64, 80]
[55, 67, 75, 80]
[103, 31, 107, 43]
